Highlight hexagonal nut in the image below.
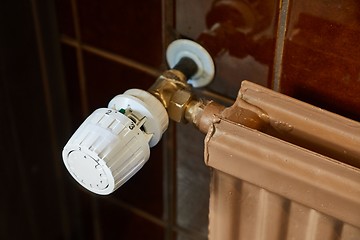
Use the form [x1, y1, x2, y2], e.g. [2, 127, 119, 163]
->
[168, 89, 193, 122]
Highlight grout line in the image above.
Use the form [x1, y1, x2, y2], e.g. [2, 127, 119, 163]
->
[30, 0, 71, 239]
[61, 35, 161, 77]
[107, 197, 166, 227]
[163, 121, 178, 240]
[3, 59, 40, 239]
[82, 44, 161, 77]
[197, 89, 235, 105]
[161, 0, 178, 238]
[272, 0, 290, 92]
[69, 1, 101, 239]
[90, 198, 102, 240]
[61, 35, 235, 109]
[70, 0, 89, 117]
[3, 83, 40, 239]
[162, 0, 176, 47]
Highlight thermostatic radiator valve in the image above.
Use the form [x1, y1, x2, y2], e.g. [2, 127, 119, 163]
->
[63, 89, 168, 195]
[62, 39, 215, 195]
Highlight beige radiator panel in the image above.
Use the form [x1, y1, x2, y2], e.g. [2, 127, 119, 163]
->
[206, 120, 360, 239]
[205, 82, 360, 240]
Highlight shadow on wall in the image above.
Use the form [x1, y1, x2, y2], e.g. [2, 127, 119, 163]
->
[198, 0, 276, 64]
[177, 0, 279, 98]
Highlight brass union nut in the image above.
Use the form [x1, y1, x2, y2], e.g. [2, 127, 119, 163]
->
[168, 89, 193, 122]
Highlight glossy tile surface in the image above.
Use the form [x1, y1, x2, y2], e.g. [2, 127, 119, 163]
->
[54, 0, 360, 240]
[176, 0, 279, 98]
[281, 0, 360, 120]
[77, 0, 163, 67]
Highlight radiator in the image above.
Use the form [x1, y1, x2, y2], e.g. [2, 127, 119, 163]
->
[205, 81, 360, 240]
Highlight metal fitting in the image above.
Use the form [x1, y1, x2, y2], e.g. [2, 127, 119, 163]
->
[148, 69, 194, 123]
[147, 68, 268, 133]
[148, 69, 190, 109]
[168, 89, 193, 122]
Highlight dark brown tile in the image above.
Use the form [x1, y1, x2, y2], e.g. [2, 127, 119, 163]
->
[77, 0, 163, 67]
[83, 51, 157, 112]
[176, 0, 279, 98]
[54, 0, 75, 37]
[111, 142, 164, 217]
[281, 0, 360, 121]
[98, 200, 164, 240]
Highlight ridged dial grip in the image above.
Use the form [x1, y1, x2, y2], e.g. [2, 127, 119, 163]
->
[63, 108, 151, 195]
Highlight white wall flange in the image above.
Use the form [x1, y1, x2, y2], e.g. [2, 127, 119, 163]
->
[166, 39, 215, 88]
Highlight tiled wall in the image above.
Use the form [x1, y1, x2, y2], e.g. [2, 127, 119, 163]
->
[282, 0, 360, 120]
[176, 0, 360, 121]
[56, 0, 173, 239]
[55, 0, 360, 240]
[1, 1, 90, 239]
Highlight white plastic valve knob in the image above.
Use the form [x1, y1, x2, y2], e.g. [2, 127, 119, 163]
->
[62, 89, 168, 195]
